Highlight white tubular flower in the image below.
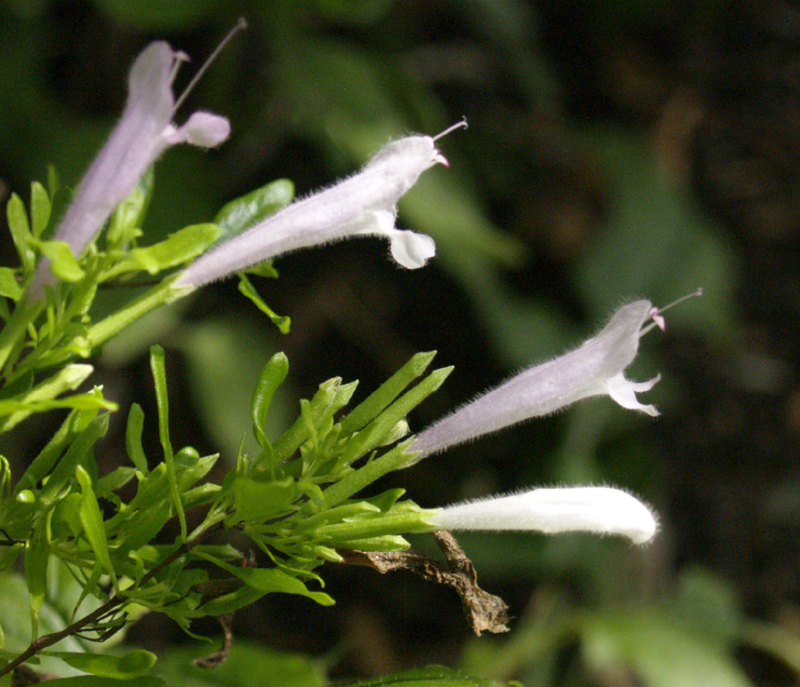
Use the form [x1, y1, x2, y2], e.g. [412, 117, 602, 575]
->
[30, 41, 230, 297]
[430, 486, 658, 545]
[174, 122, 467, 288]
[412, 300, 660, 457]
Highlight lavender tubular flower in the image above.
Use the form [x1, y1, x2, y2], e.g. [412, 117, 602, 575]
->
[175, 123, 467, 288]
[412, 300, 659, 457]
[430, 486, 658, 545]
[30, 41, 230, 297]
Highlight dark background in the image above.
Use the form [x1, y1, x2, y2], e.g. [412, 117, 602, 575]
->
[2, 0, 800, 684]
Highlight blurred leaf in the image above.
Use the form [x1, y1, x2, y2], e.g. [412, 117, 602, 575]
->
[580, 610, 751, 687]
[39, 677, 164, 687]
[90, 0, 216, 29]
[339, 666, 508, 687]
[574, 127, 737, 339]
[151, 641, 324, 687]
[48, 649, 157, 679]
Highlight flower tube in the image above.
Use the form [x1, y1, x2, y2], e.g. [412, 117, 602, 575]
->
[175, 122, 467, 288]
[412, 300, 660, 457]
[30, 41, 230, 297]
[429, 486, 657, 545]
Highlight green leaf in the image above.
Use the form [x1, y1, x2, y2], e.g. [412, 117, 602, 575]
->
[149, 345, 185, 540]
[125, 404, 148, 474]
[337, 365, 454, 469]
[197, 554, 334, 607]
[30, 182, 51, 238]
[95, 467, 137, 496]
[75, 465, 117, 587]
[106, 172, 153, 246]
[0, 269, 22, 301]
[48, 649, 157, 679]
[237, 274, 290, 334]
[35, 240, 85, 282]
[6, 193, 34, 273]
[214, 178, 295, 242]
[232, 477, 296, 522]
[40, 414, 110, 509]
[251, 353, 289, 457]
[340, 351, 437, 435]
[103, 224, 222, 280]
[24, 520, 50, 638]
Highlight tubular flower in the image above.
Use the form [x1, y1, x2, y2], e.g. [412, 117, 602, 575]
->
[31, 41, 230, 297]
[430, 486, 658, 545]
[412, 300, 660, 458]
[174, 122, 467, 289]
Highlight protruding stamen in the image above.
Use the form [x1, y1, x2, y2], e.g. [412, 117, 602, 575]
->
[173, 17, 248, 113]
[433, 118, 468, 141]
[643, 288, 703, 334]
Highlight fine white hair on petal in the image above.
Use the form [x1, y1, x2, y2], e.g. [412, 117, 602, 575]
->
[411, 300, 658, 457]
[430, 486, 658, 545]
[175, 127, 459, 287]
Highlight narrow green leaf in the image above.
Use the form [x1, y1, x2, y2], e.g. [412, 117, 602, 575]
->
[48, 649, 156, 678]
[106, 181, 149, 247]
[198, 553, 334, 607]
[35, 240, 85, 282]
[214, 178, 294, 241]
[16, 408, 98, 493]
[338, 365, 454, 467]
[95, 467, 137, 496]
[40, 414, 110, 509]
[149, 345, 186, 540]
[103, 223, 222, 279]
[273, 378, 342, 462]
[75, 465, 117, 587]
[340, 351, 437, 435]
[237, 274, 291, 333]
[47, 164, 60, 200]
[125, 404, 148, 474]
[232, 477, 296, 522]
[0, 364, 99, 432]
[30, 182, 51, 238]
[6, 193, 34, 272]
[251, 353, 289, 456]
[0, 269, 22, 301]
[24, 520, 50, 639]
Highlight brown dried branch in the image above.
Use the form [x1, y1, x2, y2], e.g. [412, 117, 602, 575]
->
[339, 530, 510, 635]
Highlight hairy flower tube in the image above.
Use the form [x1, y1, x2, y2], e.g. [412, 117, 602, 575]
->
[429, 486, 657, 545]
[174, 123, 467, 288]
[412, 300, 660, 457]
[30, 41, 230, 297]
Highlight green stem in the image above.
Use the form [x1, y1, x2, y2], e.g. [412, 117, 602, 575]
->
[87, 279, 190, 349]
